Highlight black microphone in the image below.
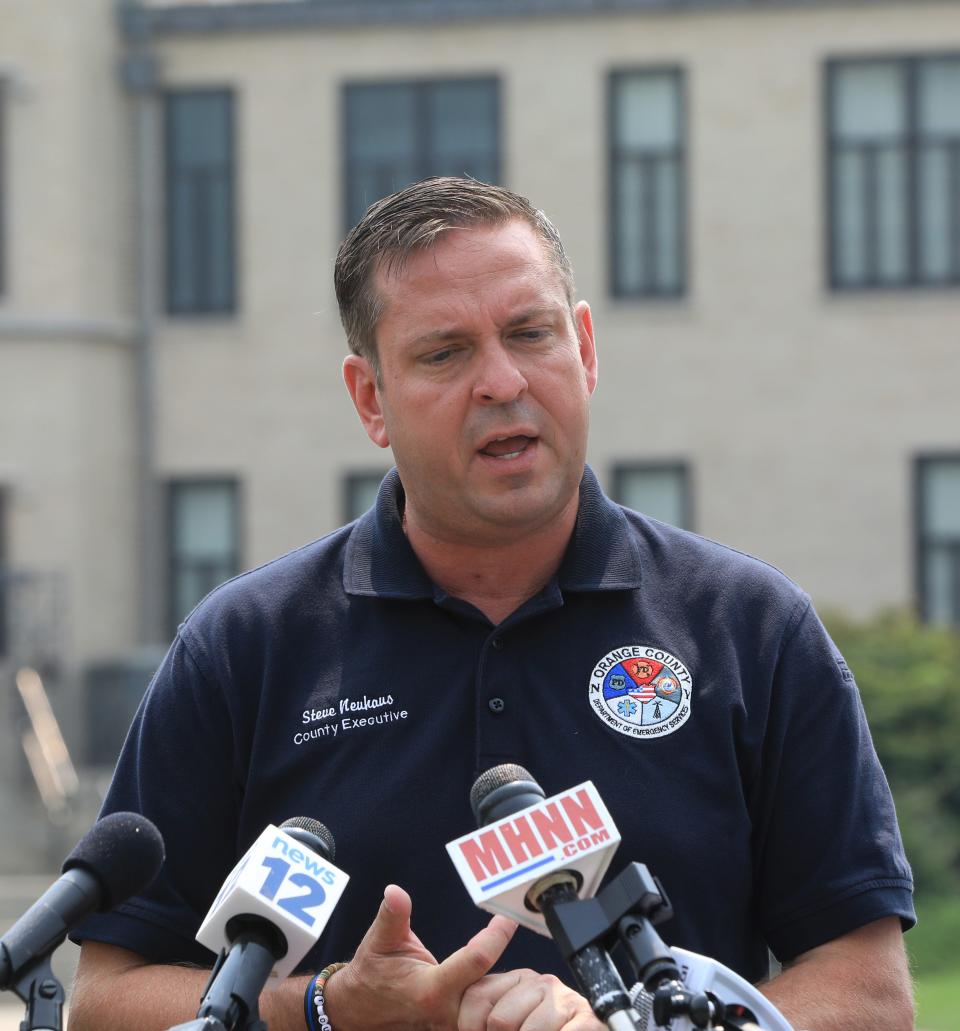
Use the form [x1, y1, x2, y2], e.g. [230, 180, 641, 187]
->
[470, 765, 638, 1030]
[0, 811, 165, 989]
[169, 817, 342, 1031]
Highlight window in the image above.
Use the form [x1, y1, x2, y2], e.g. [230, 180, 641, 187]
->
[916, 456, 960, 625]
[828, 56, 960, 288]
[165, 89, 236, 313]
[609, 69, 686, 298]
[0, 77, 7, 296]
[344, 78, 500, 228]
[167, 479, 240, 633]
[612, 463, 692, 529]
[343, 470, 388, 523]
[0, 487, 7, 657]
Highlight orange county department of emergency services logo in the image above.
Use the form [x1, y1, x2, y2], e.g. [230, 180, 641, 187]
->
[588, 645, 692, 739]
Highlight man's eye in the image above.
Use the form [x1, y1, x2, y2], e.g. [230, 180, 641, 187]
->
[424, 348, 455, 365]
[514, 329, 548, 342]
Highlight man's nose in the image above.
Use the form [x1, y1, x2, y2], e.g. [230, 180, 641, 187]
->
[472, 342, 528, 403]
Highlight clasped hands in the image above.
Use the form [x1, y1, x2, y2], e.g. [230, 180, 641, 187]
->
[323, 884, 603, 1031]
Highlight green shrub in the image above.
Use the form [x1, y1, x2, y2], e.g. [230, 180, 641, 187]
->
[907, 894, 960, 977]
[823, 611, 960, 897]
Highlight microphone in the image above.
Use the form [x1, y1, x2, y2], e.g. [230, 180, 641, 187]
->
[0, 811, 165, 990]
[447, 764, 621, 935]
[448, 764, 634, 1028]
[450, 767, 793, 1031]
[170, 818, 349, 1031]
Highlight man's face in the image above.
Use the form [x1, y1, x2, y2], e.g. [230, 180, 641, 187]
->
[343, 219, 598, 547]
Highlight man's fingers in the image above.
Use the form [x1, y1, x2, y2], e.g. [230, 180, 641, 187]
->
[489, 977, 590, 1031]
[357, 884, 415, 957]
[458, 970, 527, 1031]
[437, 914, 518, 995]
[459, 970, 602, 1031]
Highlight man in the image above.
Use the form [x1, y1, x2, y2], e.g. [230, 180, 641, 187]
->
[70, 178, 915, 1031]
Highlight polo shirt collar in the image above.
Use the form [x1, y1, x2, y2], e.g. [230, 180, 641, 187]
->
[343, 465, 642, 599]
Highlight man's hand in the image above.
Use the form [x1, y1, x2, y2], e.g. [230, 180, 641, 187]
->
[325, 883, 518, 1031]
[458, 969, 603, 1031]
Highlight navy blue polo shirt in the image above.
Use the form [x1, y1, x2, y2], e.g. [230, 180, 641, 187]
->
[75, 467, 913, 986]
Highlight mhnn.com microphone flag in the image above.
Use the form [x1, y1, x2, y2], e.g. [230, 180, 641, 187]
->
[446, 776, 620, 934]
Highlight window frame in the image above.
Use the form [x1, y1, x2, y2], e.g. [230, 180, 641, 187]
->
[163, 87, 238, 316]
[824, 52, 960, 292]
[607, 65, 688, 300]
[611, 460, 693, 530]
[0, 76, 7, 297]
[0, 485, 7, 658]
[914, 453, 960, 625]
[341, 75, 502, 232]
[166, 476, 242, 636]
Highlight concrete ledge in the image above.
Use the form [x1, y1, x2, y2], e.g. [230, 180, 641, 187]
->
[121, 0, 933, 38]
[0, 315, 137, 345]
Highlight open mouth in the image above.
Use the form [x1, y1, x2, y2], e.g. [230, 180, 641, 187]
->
[479, 435, 535, 460]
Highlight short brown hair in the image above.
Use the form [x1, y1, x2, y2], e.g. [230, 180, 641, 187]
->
[334, 176, 574, 378]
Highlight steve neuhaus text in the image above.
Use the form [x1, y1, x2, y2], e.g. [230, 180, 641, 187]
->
[294, 694, 409, 745]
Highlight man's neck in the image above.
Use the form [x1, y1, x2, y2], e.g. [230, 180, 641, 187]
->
[402, 501, 579, 626]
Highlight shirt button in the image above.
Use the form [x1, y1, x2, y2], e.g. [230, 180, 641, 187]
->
[491, 637, 504, 650]
[488, 697, 506, 714]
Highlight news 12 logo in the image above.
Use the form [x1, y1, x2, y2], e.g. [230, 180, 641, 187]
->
[446, 782, 621, 935]
[196, 825, 350, 979]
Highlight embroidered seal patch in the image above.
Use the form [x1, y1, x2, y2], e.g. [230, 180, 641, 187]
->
[588, 645, 692, 739]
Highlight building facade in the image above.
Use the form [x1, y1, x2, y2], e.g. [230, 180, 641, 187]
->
[1, 0, 959, 865]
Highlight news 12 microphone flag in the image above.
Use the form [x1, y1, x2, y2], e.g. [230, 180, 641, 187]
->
[446, 781, 620, 934]
[196, 824, 349, 979]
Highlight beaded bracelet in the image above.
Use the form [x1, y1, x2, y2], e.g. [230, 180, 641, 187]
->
[304, 962, 347, 1031]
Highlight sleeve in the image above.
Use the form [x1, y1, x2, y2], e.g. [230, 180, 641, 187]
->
[71, 630, 244, 965]
[750, 600, 915, 962]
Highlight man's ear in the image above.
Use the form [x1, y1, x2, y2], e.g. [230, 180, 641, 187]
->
[574, 300, 598, 396]
[343, 354, 390, 448]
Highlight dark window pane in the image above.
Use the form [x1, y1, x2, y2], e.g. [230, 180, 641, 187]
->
[168, 93, 232, 167]
[654, 156, 682, 291]
[613, 160, 647, 292]
[829, 56, 960, 288]
[832, 62, 905, 141]
[344, 79, 499, 228]
[613, 464, 691, 530]
[918, 144, 953, 280]
[343, 471, 387, 523]
[344, 83, 420, 228]
[168, 480, 239, 632]
[207, 174, 234, 309]
[0, 487, 7, 657]
[874, 146, 908, 283]
[427, 80, 498, 175]
[165, 90, 235, 313]
[0, 79, 6, 296]
[917, 458, 960, 626]
[615, 73, 680, 148]
[919, 59, 960, 135]
[832, 149, 868, 284]
[610, 70, 685, 298]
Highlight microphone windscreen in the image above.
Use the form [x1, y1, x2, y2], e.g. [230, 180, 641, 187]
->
[280, 816, 336, 861]
[470, 764, 546, 826]
[61, 811, 165, 911]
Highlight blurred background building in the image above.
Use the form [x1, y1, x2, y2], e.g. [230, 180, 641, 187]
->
[0, 0, 958, 875]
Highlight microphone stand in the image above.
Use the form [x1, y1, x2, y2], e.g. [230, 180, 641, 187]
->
[4, 954, 66, 1031]
[539, 862, 769, 1031]
[167, 917, 286, 1031]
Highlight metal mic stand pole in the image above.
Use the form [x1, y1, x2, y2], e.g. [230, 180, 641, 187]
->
[582, 863, 769, 1031]
[532, 878, 642, 1031]
[5, 954, 66, 1031]
[167, 921, 281, 1031]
